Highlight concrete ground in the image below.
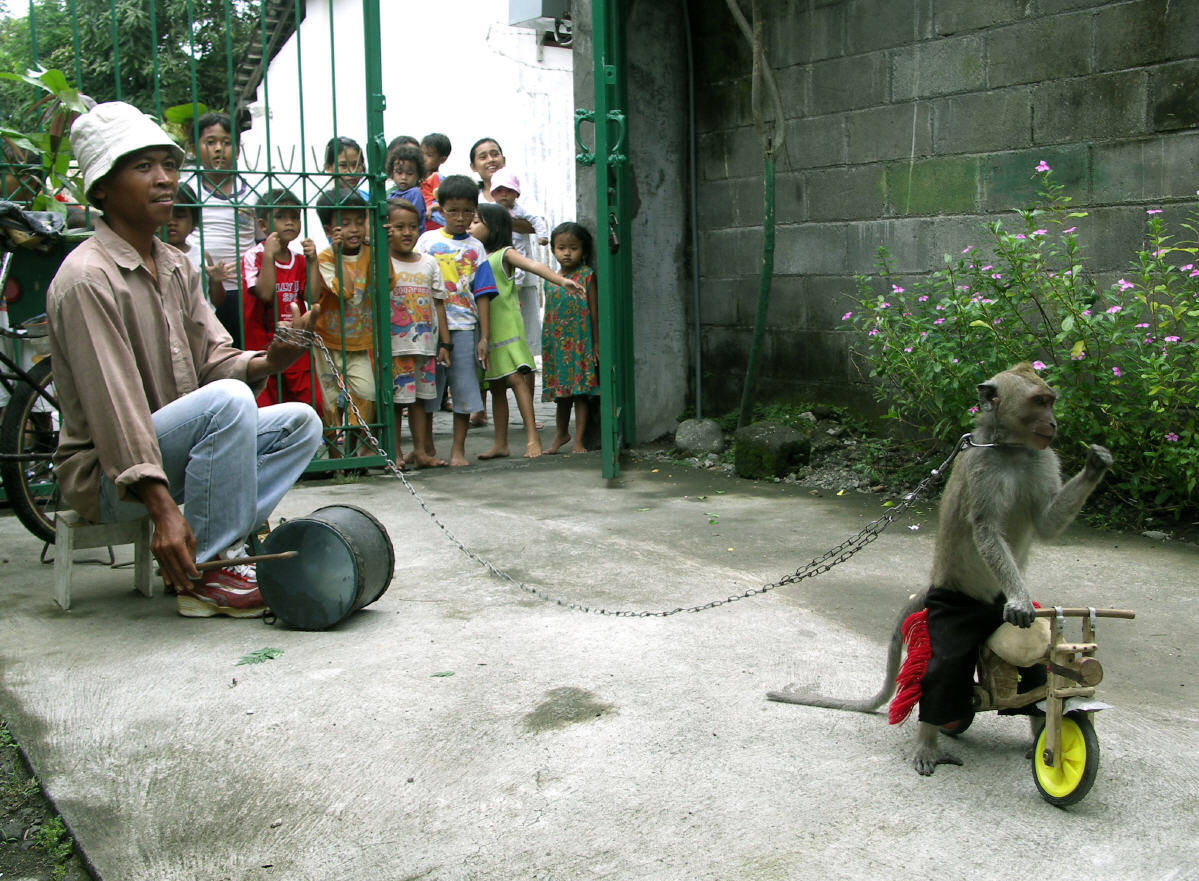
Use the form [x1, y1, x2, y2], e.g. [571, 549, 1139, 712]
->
[0, 393, 1197, 880]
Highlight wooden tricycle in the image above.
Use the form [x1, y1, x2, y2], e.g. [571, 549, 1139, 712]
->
[941, 606, 1136, 806]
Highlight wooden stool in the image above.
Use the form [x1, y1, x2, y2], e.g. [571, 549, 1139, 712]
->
[53, 511, 154, 610]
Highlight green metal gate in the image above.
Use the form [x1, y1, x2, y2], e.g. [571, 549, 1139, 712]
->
[575, 0, 635, 479]
[0, 0, 397, 474]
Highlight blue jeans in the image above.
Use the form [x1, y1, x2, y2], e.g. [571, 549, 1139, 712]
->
[98, 379, 322, 563]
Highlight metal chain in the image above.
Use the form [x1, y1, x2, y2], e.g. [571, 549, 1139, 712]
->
[275, 326, 972, 617]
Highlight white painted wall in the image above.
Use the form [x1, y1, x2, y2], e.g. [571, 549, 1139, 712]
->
[239, 0, 575, 253]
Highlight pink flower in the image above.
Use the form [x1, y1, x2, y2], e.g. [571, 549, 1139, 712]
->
[981, 265, 993, 272]
[1035, 160, 1051, 173]
[1112, 366, 1122, 377]
[1032, 229, 1048, 236]
[917, 295, 929, 302]
[1116, 279, 1134, 291]
[934, 318, 945, 325]
[1147, 208, 1162, 215]
[1081, 309, 1091, 317]
[969, 405, 979, 414]
[1106, 305, 1122, 314]
[868, 328, 879, 336]
[991, 273, 1002, 280]
[1064, 227, 1077, 234]
[962, 245, 973, 254]
[935, 304, 945, 310]
[1071, 349, 1086, 360]
[1164, 335, 1181, 342]
[993, 318, 1003, 325]
[1181, 264, 1194, 272]
[1190, 269, 1199, 278]
[904, 347, 913, 353]
[1032, 361, 1046, 370]
[1135, 323, 1150, 328]
[880, 301, 891, 309]
[841, 311, 853, 321]
[1166, 432, 1180, 442]
[1014, 233, 1026, 240]
[892, 284, 904, 294]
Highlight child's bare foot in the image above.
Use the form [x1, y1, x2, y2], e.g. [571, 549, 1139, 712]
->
[469, 411, 488, 427]
[525, 438, 543, 458]
[545, 433, 571, 454]
[411, 452, 448, 468]
[449, 452, 470, 467]
[402, 450, 416, 465]
[477, 446, 510, 460]
[570, 442, 587, 453]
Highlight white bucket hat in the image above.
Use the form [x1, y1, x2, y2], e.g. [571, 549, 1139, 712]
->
[490, 168, 521, 196]
[70, 102, 185, 206]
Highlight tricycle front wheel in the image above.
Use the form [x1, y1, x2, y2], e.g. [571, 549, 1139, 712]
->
[1032, 711, 1099, 806]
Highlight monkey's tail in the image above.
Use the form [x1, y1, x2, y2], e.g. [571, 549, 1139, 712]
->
[765, 591, 928, 714]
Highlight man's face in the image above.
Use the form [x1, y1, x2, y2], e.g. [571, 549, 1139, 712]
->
[196, 124, 234, 171]
[441, 198, 476, 236]
[92, 147, 180, 229]
[491, 186, 518, 210]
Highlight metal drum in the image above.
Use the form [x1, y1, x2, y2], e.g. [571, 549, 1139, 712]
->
[257, 504, 394, 630]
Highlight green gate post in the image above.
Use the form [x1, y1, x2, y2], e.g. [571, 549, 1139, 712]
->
[590, 0, 635, 479]
[361, 0, 396, 464]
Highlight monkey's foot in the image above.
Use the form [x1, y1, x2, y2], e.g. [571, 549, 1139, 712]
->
[913, 746, 963, 776]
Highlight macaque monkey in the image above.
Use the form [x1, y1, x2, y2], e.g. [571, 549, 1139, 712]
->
[768, 363, 1113, 776]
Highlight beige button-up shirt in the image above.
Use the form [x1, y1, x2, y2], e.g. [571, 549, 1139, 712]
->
[47, 219, 258, 522]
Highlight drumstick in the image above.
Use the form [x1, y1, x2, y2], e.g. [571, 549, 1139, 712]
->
[155, 551, 298, 578]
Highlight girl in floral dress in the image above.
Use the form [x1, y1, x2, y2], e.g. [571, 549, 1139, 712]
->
[468, 204, 584, 459]
[541, 222, 598, 454]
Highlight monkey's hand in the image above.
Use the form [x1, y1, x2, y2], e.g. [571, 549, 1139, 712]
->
[1003, 594, 1036, 628]
[1084, 444, 1113, 477]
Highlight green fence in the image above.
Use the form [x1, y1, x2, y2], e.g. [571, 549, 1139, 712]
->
[1, 0, 398, 472]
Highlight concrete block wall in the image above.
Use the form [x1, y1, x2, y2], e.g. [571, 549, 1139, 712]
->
[693, 0, 1199, 410]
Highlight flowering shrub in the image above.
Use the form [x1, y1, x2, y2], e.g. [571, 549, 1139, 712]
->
[845, 166, 1198, 527]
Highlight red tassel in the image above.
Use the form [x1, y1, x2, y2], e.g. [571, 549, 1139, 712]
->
[888, 608, 930, 725]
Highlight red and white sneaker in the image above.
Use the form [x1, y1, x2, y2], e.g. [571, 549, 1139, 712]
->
[177, 564, 267, 618]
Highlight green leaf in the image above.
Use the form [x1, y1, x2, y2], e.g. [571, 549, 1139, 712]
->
[236, 647, 283, 666]
[1060, 314, 1074, 333]
[164, 102, 208, 124]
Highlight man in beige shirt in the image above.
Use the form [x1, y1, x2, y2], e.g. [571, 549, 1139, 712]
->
[47, 102, 321, 618]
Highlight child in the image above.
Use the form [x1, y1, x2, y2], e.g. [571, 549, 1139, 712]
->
[542, 222, 599, 454]
[415, 174, 497, 467]
[489, 169, 549, 406]
[187, 112, 256, 344]
[470, 204, 584, 460]
[241, 188, 322, 410]
[323, 136, 365, 192]
[385, 198, 449, 468]
[419, 132, 451, 232]
[313, 187, 376, 443]
[385, 142, 427, 230]
[166, 182, 230, 307]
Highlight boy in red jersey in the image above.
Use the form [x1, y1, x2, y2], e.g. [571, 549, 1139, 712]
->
[241, 188, 322, 408]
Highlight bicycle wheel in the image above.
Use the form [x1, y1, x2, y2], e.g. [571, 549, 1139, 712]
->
[0, 357, 60, 542]
[1031, 711, 1100, 806]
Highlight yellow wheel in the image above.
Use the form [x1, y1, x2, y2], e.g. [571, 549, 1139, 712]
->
[1032, 711, 1099, 806]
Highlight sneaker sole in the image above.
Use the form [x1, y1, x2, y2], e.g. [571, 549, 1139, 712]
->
[176, 595, 267, 619]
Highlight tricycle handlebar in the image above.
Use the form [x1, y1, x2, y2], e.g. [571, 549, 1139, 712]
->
[1035, 607, 1135, 619]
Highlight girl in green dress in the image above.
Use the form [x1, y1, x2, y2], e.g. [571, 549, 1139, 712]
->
[469, 203, 584, 459]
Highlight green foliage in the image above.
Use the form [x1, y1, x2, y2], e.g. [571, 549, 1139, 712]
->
[33, 816, 74, 873]
[236, 647, 283, 666]
[844, 167, 1199, 526]
[0, 0, 256, 130]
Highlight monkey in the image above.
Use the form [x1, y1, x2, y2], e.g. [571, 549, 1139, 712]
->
[768, 362, 1113, 776]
